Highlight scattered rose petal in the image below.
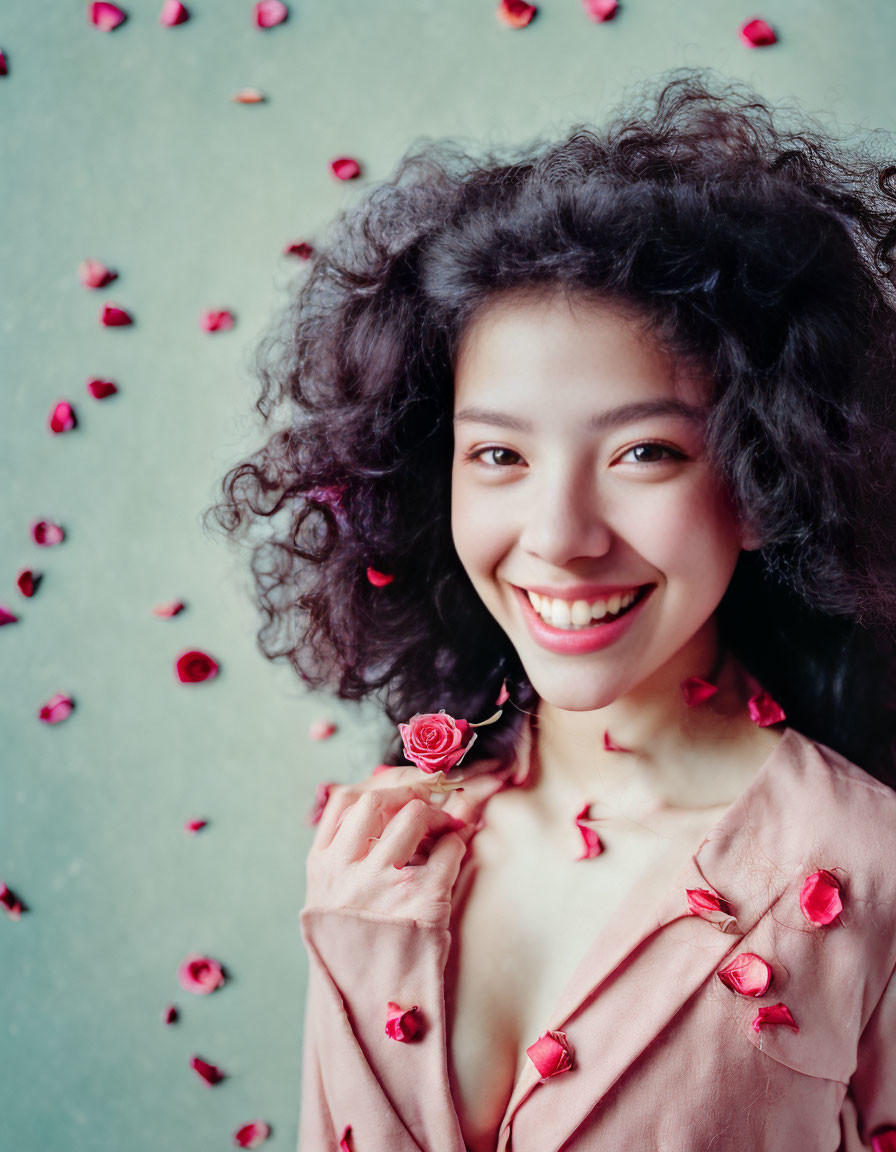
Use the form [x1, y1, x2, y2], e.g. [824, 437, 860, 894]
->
[603, 729, 629, 752]
[496, 678, 510, 706]
[717, 952, 773, 997]
[339, 1127, 353, 1152]
[233, 1121, 271, 1149]
[680, 676, 718, 707]
[582, 0, 618, 20]
[366, 566, 393, 587]
[159, 0, 189, 24]
[0, 605, 18, 626]
[309, 718, 337, 741]
[152, 600, 186, 618]
[799, 868, 843, 927]
[526, 1029, 574, 1080]
[371, 764, 394, 776]
[574, 803, 604, 859]
[752, 1002, 798, 1033]
[17, 570, 41, 598]
[739, 17, 777, 47]
[32, 520, 65, 546]
[38, 693, 74, 725]
[200, 309, 235, 332]
[190, 1054, 225, 1085]
[175, 650, 219, 683]
[330, 156, 361, 181]
[0, 49, 7, 77]
[748, 691, 786, 726]
[385, 1001, 423, 1042]
[78, 259, 117, 289]
[88, 2, 128, 31]
[87, 377, 118, 399]
[398, 709, 478, 774]
[685, 887, 738, 933]
[162, 1003, 179, 1024]
[48, 401, 77, 435]
[871, 1130, 896, 1152]
[184, 818, 208, 834]
[0, 883, 24, 921]
[177, 953, 226, 994]
[497, 0, 537, 27]
[100, 303, 133, 327]
[284, 240, 314, 258]
[305, 781, 336, 824]
[254, 1, 288, 27]
[233, 87, 266, 103]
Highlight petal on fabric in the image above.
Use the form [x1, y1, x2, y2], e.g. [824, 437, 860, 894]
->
[330, 156, 362, 180]
[739, 17, 777, 47]
[717, 952, 773, 997]
[685, 887, 739, 933]
[31, 520, 65, 546]
[159, 0, 189, 25]
[799, 868, 843, 927]
[871, 1129, 896, 1152]
[190, 1054, 225, 1085]
[78, 259, 117, 288]
[100, 303, 133, 326]
[199, 309, 235, 332]
[526, 1029, 574, 1080]
[88, 3, 128, 31]
[87, 377, 119, 399]
[232, 87, 266, 103]
[384, 1001, 423, 1042]
[38, 693, 75, 725]
[184, 818, 208, 834]
[233, 1121, 272, 1149]
[162, 1003, 179, 1024]
[0, 883, 24, 921]
[152, 600, 186, 618]
[497, 0, 537, 27]
[17, 570, 41, 598]
[305, 781, 336, 825]
[284, 241, 314, 258]
[680, 676, 718, 707]
[366, 566, 394, 587]
[175, 650, 219, 683]
[752, 1002, 798, 1033]
[177, 953, 226, 994]
[574, 803, 605, 859]
[582, 0, 618, 19]
[48, 401, 77, 435]
[338, 1126, 353, 1152]
[0, 605, 18, 626]
[309, 718, 337, 741]
[254, 0, 288, 27]
[603, 729, 629, 752]
[747, 691, 786, 726]
[496, 678, 510, 706]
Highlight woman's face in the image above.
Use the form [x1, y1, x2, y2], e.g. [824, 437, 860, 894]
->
[450, 290, 755, 711]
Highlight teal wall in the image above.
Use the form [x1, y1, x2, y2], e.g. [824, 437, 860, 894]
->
[1, 2, 894, 1149]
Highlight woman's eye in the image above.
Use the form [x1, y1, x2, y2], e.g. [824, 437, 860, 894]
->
[617, 442, 685, 465]
[465, 446, 523, 468]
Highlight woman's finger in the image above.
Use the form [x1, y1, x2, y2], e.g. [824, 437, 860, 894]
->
[368, 798, 469, 870]
[311, 785, 363, 852]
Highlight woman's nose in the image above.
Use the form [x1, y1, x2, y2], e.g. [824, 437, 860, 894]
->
[518, 476, 614, 566]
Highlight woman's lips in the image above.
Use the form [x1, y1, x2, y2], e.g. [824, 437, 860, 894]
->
[512, 583, 654, 655]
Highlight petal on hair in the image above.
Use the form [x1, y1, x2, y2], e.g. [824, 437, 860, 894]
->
[574, 803, 604, 859]
[178, 953, 226, 994]
[159, 0, 189, 24]
[685, 887, 739, 933]
[0, 883, 24, 921]
[799, 868, 843, 926]
[184, 818, 208, 834]
[309, 718, 337, 741]
[385, 1001, 423, 1042]
[49, 401, 77, 435]
[254, 0, 288, 26]
[152, 600, 186, 618]
[284, 240, 314, 258]
[78, 259, 117, 288]
[32, 520, 65, 546]
[747, 691, 786, 727]
[330, 156, 361, 180]
[190, 1054, 225, 1085]
[339, 1126, 353, 1152]
[366, 566, 394, 587]
[88, 2, 128, 31]
[0, 605, 17, 626]
[603, 729, 629, 752]
[582, 0, 618, 19]
[38, 693, 74, 725]
[100, 303, 133, 327]
[751, 1002, 798, 1033]
[175, 650, 219, 683]
[233, 1121, 271, 1149]
[717, 952, 772, 997]
[306, 781, 336, 825]
[162, 1003, 179, 1024]
[871, 1130, 896, 1152]
[739, 17, 777, 46]
[526, 1030, 574, 1080]
[232, 87, 266, 103]
[496, 678, 510, 706]
[199, 309, 235, 332]
[87, 377, 119, 399]
[17, 570, 41, 598]
[680, 676, 718, 706]
[497, 0, 536, 27]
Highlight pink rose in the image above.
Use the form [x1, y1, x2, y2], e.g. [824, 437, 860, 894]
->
[397, 709, 477, 774]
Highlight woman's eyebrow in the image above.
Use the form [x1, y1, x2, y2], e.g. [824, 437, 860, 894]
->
[452, 398, 707, 432]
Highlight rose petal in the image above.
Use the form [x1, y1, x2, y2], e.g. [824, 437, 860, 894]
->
[495, 678, 510, 706]
[739, 17, 777, 47]
[88, 2, 127, 31]
[17, 570, 41, 598]
[747, 691, 786, 727]
[0, 49, 7, 77]
[100, 303, 133, 327]
[330, 156, 361, 181]
[254, 1, 288, 27]
[78, 259, 117, 288]
[385, 1001, 423, 1042]
[31, 520, 65, 546]
[872, 1130, 896, 1152]
[309, 718, 337, 741]
[284, 240, 314, 259]
[233, 1121, 271, 1149]
[184, 818, 208, 834]
[38, 693, 74, 725]
[717, 952, 773, 997]
[175, 650, 219, 683]
[162, 1003, 179, 1024]
[305, 781, 336, 825]
[582, 0, 618, 20]
[574, 803, 604, 859]
[371, 764, 394, 776]
[751, 1002, 798, 1033]
[233, 87, 266, 103]
[159, 0, 189, 25]
[0, 883, 24, 921]
[200, 309, 235, 332]
[685, 887, 739, 933]
[680, 676, 718, 707]
[152, 600, 186, 618]
[87, 377, 119, 399]
[48, 401, 77, 435]
[0, 605, 18, 626]
[526, 1029, 574, 1080]
[339, 1127, 353, 1152]
[190, 1054, 225, 1085]
[398, 709, 478, 774]
[366, 566, 394, 587]
[497, 0, 537, 27]
[603, 729, 629, 752]
[799, 868, 843, 927]
[177, 953, 226, 994]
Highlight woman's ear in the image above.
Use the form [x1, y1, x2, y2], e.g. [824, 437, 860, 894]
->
[739, 520, 762, 552]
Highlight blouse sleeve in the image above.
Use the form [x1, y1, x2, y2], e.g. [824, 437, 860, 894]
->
[298, 905, 467, 1152]
[840, 957, 896, 1150]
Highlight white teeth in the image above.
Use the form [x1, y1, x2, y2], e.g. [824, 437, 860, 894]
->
[526, 588, 640, 630]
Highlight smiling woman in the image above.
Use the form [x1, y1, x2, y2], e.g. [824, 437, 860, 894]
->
[210, 66, 896, 1152]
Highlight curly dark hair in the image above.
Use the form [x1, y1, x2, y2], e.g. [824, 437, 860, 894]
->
[208, 66, 896, 787]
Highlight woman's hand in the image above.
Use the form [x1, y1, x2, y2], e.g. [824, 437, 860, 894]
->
[304, 777, 478, 929]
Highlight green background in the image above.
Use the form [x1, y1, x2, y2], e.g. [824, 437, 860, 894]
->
[1, 2, 894, 1149]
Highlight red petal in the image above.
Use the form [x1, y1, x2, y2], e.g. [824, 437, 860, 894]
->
[751, 1002, 798, 1033]
[233, 1121, 272, 1149]
[190, 1054, 225, 1085]
[371, 764, 394, 776]
[739, 17, 777, 46]
[872, 1130, 896, 1152]
[384, 1001, 423, 1042]
[254, 1, 288, 27]
[747, 691, 786, 726]
[717, 952, 773, 997]
[0, 49, 7, 76]
[680, 676, 718, 706]
[78, 259, 117, 288]
[88, 2, 128, 31]
[305, 781, 336, 825]
[497, 0, 537, 27]
[366, 566, 394, 587]
[799, 868, 843, 927]
[339, 1127, 353, 1152]
[152, 600, 186, 618]
[87, 377, 119, 399]
[159, 0, 189, 25]
[574, 803, 604, 859]
[17, 570, 41, 598]
[603, 729, 629, 752]
[0, 883, 24, 921]
[496, 678, 510, 706]
[38, 693, 75, 724]
[309, 718, 337, 741]
[199, 309, 235, 332]
[100, 303, 133, 326]
[177, 953, 226, 994]
[184, 818, 208, 834]
[175, 650, 219, 683]
[582, 0, 617, 19]
[232, 88, 266, 103]
[31, 520, 65, 546]
[685, 887, 738, 933]
[162, 1003, 179, 1024]
[330, 156, 362, 180]
[48, 401, 77, 435]
[0, 605, 18, 626]
[284, 240, 314, 258]
[526, 1029, 574, 1080]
